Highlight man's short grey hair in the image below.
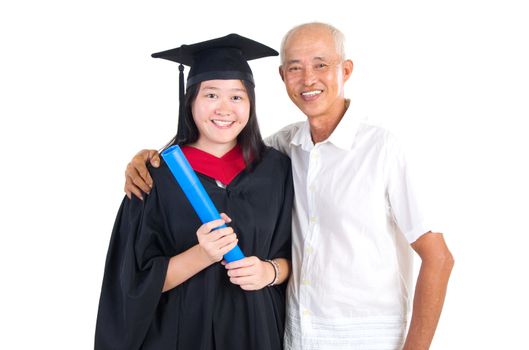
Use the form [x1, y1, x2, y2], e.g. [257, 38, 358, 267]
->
[280, 22, 346, 64]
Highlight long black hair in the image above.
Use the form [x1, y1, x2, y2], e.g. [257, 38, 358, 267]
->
[162, 80, 266, 169]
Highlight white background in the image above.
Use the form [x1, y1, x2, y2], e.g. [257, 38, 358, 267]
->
[1, 0, 528, 348]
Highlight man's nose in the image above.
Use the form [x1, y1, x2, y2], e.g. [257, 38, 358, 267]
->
[302, 67, 317, 86]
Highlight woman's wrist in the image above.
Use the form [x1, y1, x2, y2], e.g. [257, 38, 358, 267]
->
[264, 259, 280, 286]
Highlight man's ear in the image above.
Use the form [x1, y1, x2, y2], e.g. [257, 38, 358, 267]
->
[279, 65, 285, 82]
[343, 59, 353, 82]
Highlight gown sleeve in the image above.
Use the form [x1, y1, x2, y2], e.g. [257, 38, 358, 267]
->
[95, 179, 171, 350]
[268, 153, 294, 260]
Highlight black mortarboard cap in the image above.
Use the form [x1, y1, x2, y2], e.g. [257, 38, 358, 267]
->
[151, 33, 278, 139]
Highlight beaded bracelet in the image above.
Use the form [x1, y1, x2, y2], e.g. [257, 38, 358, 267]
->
[265, 259, 280, 287]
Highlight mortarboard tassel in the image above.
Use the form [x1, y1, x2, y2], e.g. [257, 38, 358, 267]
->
[177, 63, 185, 142]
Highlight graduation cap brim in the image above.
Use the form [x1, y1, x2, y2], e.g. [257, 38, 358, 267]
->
[151, 33, 278, 66]
[151, 33, 278, 87]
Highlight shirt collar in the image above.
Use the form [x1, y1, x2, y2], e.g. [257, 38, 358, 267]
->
[290, 99, 361, 151]
[327, 99, 361, 150]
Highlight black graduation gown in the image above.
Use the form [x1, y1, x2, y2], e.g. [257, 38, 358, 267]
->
[95, 148, 293, 350]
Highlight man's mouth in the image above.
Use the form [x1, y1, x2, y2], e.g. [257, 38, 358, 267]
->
[301, 90, 323, 97]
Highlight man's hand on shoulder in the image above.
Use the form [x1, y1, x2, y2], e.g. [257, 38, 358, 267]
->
[124, 149, 160, 200]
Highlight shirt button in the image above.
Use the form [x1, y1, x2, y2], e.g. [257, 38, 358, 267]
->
[310, 216, 317, 224]
[306, 246, 313, 254]
[303, 309, 311, 316]
[308, 184, 315, 192]
[301, 279, 311, 285]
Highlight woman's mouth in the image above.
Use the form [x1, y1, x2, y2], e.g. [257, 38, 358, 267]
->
[211, 119, 235, 128]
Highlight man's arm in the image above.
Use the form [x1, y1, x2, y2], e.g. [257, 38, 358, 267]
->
[124, 149, 160, 200]
[403, 232, 454, 350]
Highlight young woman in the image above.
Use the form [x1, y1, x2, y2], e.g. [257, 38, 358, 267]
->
[95, 34, 293, 350]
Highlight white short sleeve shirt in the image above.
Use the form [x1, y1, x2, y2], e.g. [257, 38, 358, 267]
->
[266, 101, 430, 350]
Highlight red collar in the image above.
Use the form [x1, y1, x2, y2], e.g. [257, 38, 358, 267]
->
[181, 145, 246, 185]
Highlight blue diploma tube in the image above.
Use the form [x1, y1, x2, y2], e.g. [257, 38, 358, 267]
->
[161, 145, 245, 262]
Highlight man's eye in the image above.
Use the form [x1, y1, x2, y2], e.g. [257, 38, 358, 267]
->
[316, 63, 328, 69]
[206, 93, 217, 98]
[288, 66, 302, 72]
[232, 96, 243, 101]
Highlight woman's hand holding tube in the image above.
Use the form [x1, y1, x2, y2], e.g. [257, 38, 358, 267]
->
[196, 213, 238, 264]
[224, 256, 276, 291]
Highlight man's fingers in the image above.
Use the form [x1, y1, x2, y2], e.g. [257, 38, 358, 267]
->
[125, 166, 146, 200]
[147, 150, 161, 167]
[129, 187, 144, 201]
[129, 167, 151, 193]
[135, 154, 154, 188]
[131, 155, 153, 189]
[124, 149, 158, 200]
